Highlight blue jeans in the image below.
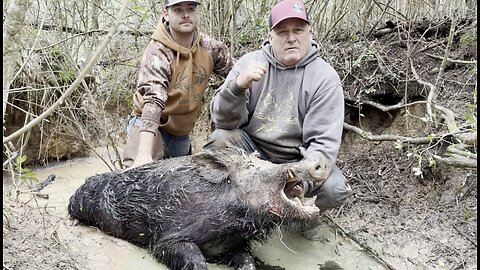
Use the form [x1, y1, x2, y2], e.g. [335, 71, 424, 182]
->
[127, 115, 191, 159]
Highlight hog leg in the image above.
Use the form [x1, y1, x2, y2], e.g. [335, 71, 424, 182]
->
[228, 250, 256, 270]
[151, 241, 208, 270]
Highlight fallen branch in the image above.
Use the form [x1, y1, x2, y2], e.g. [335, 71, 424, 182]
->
[447, 144, 477, 159]
[30, 174, 56, 192]
[432, 154, 477, 169]
[434, 105, 476, 145]
[343, 122, 431, 144]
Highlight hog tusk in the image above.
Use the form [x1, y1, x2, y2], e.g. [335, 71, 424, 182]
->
[287, 168, 296, 181]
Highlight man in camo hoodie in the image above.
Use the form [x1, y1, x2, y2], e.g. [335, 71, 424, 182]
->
[123, 0, 235, 168]
[205, 0, 352, 232]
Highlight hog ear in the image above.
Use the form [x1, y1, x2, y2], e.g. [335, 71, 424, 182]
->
[191, 151, 230, 184]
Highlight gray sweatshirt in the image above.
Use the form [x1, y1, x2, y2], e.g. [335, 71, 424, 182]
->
[210, 40, 344, 164]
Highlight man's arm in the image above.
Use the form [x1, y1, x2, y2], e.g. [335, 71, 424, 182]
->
[301, 82, 345, 196]
[132, 131, 155, 167]
[300, 83, 345, 164]
[210, 59, 266, 129]
[133, 40, 171, 166]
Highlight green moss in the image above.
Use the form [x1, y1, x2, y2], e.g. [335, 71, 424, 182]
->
[461, 209, 472, 220]
[460, 32, 477, 46]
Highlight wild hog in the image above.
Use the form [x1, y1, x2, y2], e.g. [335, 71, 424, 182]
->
[67, 147, 325, 270]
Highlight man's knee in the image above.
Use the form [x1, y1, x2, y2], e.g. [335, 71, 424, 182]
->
[314, 166, 353, 211]
[204, 128, 243, 149]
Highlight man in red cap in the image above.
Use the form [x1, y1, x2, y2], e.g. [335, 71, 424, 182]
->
[205, 0, 352, 239]
[123, 0, 236, 168]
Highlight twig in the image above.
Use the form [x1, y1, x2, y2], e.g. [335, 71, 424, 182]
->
[32, 30, 107, 51]
[27, 23, 148, 38]
[345, 96, 425, 112]
[452, 224, 477, 247]
[84, 143, 114, 172]
[425, 53, 477, 64]
[418, 40, 444, 53]
[324, 213, 399, 270]
[321, 8, 349, 43]
[106, 130, 123, 170]
[2, 151, 18, 168]
[429, 13, 457, 124]
[10, 16, 46, 88]
[409, 60, 437, 123]
[343, 122, 431, 144]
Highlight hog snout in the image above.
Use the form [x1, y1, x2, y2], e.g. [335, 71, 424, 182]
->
[309, 159, 331, 182]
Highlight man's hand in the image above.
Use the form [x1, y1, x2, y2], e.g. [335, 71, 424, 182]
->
[126, 130, 156, 170]
[236, 61, 267, 90]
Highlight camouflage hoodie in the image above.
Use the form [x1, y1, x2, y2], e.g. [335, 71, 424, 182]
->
[210, 40, 344, 164]
[135, 21, 235, 136]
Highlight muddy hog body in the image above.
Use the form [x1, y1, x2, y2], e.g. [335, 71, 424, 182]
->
[68, 148, 320, 270]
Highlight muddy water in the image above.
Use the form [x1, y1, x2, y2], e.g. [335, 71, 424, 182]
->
[25, 148, 387, 270]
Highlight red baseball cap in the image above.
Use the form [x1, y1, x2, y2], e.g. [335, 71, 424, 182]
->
[269, 0, 309, 30]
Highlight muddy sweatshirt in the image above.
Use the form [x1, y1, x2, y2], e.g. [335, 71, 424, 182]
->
[211, 40, 344, 164]
[135, 21, 235, 136]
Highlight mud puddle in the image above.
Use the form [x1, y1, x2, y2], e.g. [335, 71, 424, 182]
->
[18, 148, 387, 270]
